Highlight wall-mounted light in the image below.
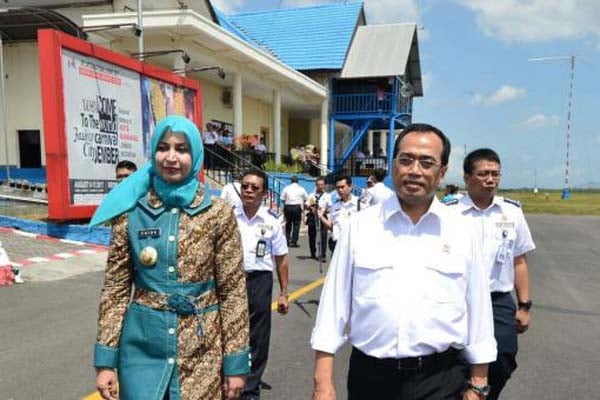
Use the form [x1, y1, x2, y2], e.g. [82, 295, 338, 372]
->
[131, 49, 190, 63]
[82, 23, 142, 37]
[173, 66, 226, 80]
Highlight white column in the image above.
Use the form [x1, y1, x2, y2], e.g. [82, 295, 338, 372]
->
[380, 131, 387, 155]
[233, 72, 243, 137]
[367, 130, 373, 155]
[320, 98, 328, 174]
[273, 88, 281, 163]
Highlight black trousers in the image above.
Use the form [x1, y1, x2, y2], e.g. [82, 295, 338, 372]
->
[243, 271, 273, 399]
[488, 292, 518, 400]
[307, 215, 327, 258]
[347, 348, 467, 400]
[328, 238, 337, 253]
[284, 205, 302, 244]
[204, 144, 216, 169]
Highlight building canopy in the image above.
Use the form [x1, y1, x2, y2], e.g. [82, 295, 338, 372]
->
[0, 6, 84, 42]
[341, 23, 423, 96]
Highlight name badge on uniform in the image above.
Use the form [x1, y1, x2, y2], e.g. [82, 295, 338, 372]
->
[256, 239, 267, 258]
[495, 222, 515, 229]
[138, 228, 161, 239]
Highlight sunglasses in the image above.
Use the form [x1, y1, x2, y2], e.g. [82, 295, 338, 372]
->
[241, 183, 262, 191]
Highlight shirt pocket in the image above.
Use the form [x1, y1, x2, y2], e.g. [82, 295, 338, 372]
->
[352, 263, 394, 299]
[424, 259, 466, 304]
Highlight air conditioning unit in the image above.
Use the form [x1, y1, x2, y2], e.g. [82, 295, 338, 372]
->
[222, 87, 233, 108]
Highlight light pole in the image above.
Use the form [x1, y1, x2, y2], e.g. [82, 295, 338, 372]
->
[137, 0, 144, 56]
[529, 55, 577, 200]
[0, 35, 10, 181]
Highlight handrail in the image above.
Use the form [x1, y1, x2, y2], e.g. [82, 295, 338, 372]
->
[203, 145, 287, 210]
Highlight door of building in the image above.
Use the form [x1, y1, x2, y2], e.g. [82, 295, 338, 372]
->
[18, 130, 41, 168]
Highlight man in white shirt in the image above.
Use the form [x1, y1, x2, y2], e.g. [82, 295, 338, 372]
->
[445, 148, 535, 400]
[220, 173, 242, 209]
[366, 168, 395, 206]
[319, 175, 360, 253]
[305, 176, 330, 261]
[311, 123, 496, 400]
[280, 175, 308, 247]
[202, 122, 219, 170]
[235, 169, 290, 400]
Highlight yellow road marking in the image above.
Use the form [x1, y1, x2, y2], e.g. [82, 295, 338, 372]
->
[271, 276, 325, 311]
[83, 276, 325, 399]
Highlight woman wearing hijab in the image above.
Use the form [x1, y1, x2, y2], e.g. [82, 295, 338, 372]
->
[91, 116, 250, 400]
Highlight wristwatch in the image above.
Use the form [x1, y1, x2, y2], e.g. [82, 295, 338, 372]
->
[467, 382, 491, 397]
[518, 300, 533, 311]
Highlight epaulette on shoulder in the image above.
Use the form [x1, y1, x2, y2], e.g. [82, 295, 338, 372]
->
[268, 208, 281, 219]
[442, 198, 459, 206]
[503, 197, 522, 208]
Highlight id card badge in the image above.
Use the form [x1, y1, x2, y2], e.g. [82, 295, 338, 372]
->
[496, 240, 508, 264]
[256, 239, 267, 258]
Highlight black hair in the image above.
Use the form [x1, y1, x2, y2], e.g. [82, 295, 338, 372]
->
[115, 160, 137, 172]
[393, 123, 451, 166]
[371, 168, 387, 183]
[463, 148, 501, 174]
[335, 174, 352, 186]
[242, 168, 269, 191]
[315, 176, 326, 183]
[291, 175, 299, 183]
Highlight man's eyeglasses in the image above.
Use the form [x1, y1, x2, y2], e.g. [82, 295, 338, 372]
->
[396, 155, 441, 170]
[472, 170, 501, 179]
[241, 183, 262, 191]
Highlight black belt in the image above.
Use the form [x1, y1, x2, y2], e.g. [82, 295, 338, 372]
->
[245, 270, 271, 278]
[491, 291, 512, 300]
[353, 347, 459, 372]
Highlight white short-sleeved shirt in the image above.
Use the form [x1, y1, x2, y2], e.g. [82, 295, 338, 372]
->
[328, 194, 360, 241]
[203, 130, 218, 145]
[220, 182, 242, 209]
[311, 195, 497, 364]
[280, 183, 308, 206]
[235, 206, 288, 272]
[447, 195, 536, 293]
[367, 182, 395, 206]
[306, 190, 331, 212]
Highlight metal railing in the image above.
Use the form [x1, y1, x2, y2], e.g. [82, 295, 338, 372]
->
[332, 92, 412, 115]
[203, 145, 285, 211]
[334, 156, 387, 177]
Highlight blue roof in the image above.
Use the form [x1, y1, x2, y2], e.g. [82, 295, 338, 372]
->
[217, 2, 363, 71]
[213, 7, 262, 50]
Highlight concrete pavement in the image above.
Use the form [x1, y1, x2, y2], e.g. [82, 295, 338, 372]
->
[1, 215, 599, 399]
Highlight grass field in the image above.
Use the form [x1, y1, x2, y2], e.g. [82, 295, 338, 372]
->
[498, 190, 600, 215]
[437, 189, 600, 215]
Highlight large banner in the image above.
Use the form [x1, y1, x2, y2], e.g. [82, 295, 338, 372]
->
[39, 29, 202, 220]
[62, 49, 145, 205]
[141, 76, 196, 159]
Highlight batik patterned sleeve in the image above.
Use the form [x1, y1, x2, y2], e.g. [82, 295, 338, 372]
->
[213, 203, 251, 376]
[94, 214, 133, 368]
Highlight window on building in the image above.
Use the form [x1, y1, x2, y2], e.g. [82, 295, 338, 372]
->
[18, 130, 41, 168]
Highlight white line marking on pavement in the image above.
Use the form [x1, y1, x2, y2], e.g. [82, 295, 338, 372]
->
[29, 257, 50, 263]
[55, 253, 76, 259]
[14, 230, 37, 238]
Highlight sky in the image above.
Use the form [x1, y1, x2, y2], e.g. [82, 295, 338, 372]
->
[212, 0, 600, 189]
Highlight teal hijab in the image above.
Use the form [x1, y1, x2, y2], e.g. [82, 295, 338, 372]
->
[90, 115, 204, 227]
